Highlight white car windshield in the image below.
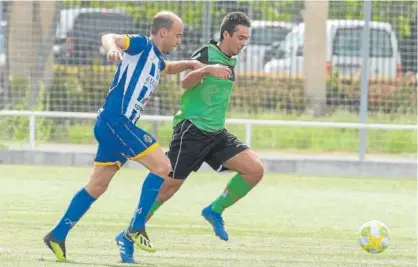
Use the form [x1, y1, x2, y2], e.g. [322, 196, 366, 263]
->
[250, 26, 292, 45]
[276, 31, 301, 58]
[214, 26, 292, 46]
[333, 28, 393, 57]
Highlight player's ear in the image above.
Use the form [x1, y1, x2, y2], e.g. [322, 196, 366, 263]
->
[221, 30, 226, 40]
[160, 28, 168, 38]
[222, 30, 230, 40]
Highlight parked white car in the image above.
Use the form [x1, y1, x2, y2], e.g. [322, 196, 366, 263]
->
[214, 20, 294, 73]
[264, 20, 402, 79]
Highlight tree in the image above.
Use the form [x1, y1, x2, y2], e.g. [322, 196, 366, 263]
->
[8, 0, 62, 107]
[329, 0, 417, 39]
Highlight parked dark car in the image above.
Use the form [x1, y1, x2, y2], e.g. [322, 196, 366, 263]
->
[54, 9, 137, 65]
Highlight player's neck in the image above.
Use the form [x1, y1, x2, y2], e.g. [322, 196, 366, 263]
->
[149, 35, 164, 53]
[217, 41, 233, 57]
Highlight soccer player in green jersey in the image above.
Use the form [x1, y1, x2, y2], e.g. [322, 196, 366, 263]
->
[163, 11, 264, 241]
[116, 12, 264, 248]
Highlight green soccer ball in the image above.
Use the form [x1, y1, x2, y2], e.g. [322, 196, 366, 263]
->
[358, 220, 390, 254]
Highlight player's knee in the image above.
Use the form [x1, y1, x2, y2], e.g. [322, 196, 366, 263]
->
[244, 159, 264, 185]
[252, 160, 264, 180]
[86, 166, 118, 198]
[150, 160, 172, 178]
[157, 178, 183, 202]
[86, 182, 109, 198]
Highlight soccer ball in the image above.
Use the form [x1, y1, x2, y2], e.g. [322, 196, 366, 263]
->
[358, 220, 390, 254]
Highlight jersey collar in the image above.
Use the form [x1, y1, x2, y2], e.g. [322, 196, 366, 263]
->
[151, 41, 164, 58]
[210, 39, 232, 59]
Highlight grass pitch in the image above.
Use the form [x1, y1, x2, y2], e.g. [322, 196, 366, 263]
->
[0, 165, 416, 266]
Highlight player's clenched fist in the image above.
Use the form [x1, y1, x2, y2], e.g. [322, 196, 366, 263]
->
[107, 49, 123, 64]
[205, 64, 232, 80]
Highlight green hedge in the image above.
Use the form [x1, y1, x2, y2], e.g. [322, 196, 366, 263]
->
[47, 65, 417, 116]
[1, 66, 416, 155]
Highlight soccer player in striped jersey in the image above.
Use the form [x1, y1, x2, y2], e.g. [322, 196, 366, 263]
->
[43, 11, 213, 263]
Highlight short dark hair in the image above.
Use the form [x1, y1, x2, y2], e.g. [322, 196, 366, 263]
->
[150, 11, 176, 35]
[219, 12, 251, 41]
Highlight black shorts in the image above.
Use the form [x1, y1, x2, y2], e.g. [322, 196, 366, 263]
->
[166, 120, 249, 179]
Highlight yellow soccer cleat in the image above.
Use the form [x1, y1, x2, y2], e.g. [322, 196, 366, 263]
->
[127, 228, 156, 253]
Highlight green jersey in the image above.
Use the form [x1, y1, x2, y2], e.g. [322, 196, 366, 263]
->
[173, 40, 237, 132]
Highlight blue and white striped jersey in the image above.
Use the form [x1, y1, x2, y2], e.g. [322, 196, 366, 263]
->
[99, 34, 166, 124]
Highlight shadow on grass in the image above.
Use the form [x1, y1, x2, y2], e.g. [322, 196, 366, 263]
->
[38, 257, 159, 267]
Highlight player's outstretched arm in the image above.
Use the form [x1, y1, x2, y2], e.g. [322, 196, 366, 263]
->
[101, 34, 127, 64]
[102, 34, 146, 64]
[181, 64, 232, 89]
[102, 34, 128, 51]
[161, 60, 203, 75]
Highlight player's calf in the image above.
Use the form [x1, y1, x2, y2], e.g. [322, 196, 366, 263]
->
[157, 177, 184, 202]
[144, 179, 185, 222]
[203, 150, 264, 240]
[85, 165, 119, 198]
[124, 147, 171, 253]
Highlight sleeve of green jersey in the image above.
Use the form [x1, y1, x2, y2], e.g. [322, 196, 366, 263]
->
[190, 47, 209, 64]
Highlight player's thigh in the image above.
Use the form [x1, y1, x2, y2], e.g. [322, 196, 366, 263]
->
[93, 117, 129, 168]
[134, 145, 172, 178]
[104, 118, 171, 176]
[205, 130, 248, 172]
[223, 149, 264, 182]
[208, 131, 264, 184]
[166, 120, 214, 179]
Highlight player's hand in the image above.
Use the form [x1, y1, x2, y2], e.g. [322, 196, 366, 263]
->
[205, 64, 232, 80]
[107, 49, 123, 64]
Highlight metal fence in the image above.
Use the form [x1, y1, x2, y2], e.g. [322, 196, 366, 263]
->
[0, 0, 416, 159]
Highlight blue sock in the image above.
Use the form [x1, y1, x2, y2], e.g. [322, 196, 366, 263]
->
[130, 173, 164, 231]
[51, 188, 96, 241]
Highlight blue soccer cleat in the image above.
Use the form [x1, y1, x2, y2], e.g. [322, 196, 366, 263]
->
[115, 230, 135, 263]
[201, 205, 229, 241]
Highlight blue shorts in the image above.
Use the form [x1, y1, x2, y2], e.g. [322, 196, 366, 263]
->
[93, 116, 158, 168]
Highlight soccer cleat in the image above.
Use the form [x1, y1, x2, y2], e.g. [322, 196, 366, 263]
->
[115, 230, 135, 263]
[127, 228, 156, 253]
[202, 205, 229, 241]
[43, 232, 67, 262]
